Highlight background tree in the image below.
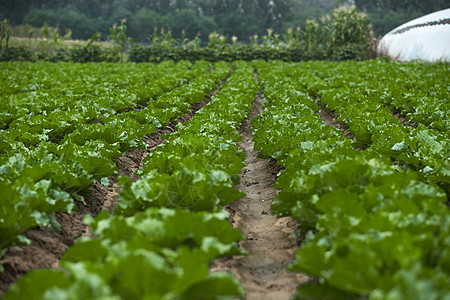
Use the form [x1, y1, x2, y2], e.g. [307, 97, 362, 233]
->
[353, 0, 449, 35]
[128, 8, 168, 42]
[2, 0, 445, 41]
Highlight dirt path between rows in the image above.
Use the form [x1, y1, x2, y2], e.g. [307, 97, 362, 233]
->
[211, 89, 310, 299]
[316, 101, 355, 140]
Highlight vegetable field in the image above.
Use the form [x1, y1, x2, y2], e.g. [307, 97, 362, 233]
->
[0, 60, 449, 299]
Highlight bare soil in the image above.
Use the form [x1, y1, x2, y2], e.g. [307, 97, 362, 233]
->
[393, 113, 417, 127]
[316, 101, 355, 140]
[211, 92, 310, 300]
[316, 101, 369, 151]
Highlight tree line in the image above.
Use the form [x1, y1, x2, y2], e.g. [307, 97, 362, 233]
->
[354, 0, 449, 35]
[0, 0, 448, 42]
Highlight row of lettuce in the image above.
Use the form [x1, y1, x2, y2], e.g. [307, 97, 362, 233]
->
[304, 60, 449, 188]
[4, 61, 258, 299]
[251, 60, 449, 299]
[0, 60, 232, 255]
[3, 59, 448, 298]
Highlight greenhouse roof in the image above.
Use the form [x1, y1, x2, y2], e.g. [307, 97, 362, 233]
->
[378, 9, 450, 62]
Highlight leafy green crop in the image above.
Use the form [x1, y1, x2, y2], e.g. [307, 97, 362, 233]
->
[251, 59, 450, 299]
[117, 62, 257, 215]
[2, 60, 253, 299]
[0, 60, 230, 253]
[295, 60, 449, 187]
[4, 209, 245, 300]
[2, 59, 448, 298]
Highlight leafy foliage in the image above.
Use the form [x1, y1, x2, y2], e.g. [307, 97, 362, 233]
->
[4, 209, 245, 300]
[0, 60, 218, 252]
[2, 60, 253, 299]
[252, 60, 450, 298]
[128, 6, 375, 63]
[3, 5, 375, 62]
[2, 59, 448, 298]
[296, 60, 449, 185]
[118, 62, 257, 215]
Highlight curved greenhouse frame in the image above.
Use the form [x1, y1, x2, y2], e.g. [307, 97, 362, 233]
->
[378, 9, 450, 62]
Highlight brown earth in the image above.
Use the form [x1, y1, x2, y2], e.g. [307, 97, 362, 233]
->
[211, 91, 310, 300]
[316, 101, 355, 140]
[316, 101, 369, 151]
[393, 113, 417, 127]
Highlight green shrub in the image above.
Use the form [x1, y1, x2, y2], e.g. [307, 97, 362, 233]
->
[331, 43, 362, 61]
[70, 44, 103, 62]
[128, 44, 151, 62]
[3, 5, 375, 63]
[0, 46, 34, 61]
[328, 6, 376, 60]
[70, 32, 120, 63]
[49, 47, 70, 62]
[101, 47, 120, 62]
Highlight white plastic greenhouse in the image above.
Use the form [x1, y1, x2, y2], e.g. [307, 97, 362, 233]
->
[378, 9, 450, 62]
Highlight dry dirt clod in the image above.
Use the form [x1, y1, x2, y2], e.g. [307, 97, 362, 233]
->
[211, 90, 310, 300]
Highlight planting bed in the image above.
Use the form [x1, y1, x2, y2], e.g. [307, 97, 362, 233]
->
[0, 60, 448, 299]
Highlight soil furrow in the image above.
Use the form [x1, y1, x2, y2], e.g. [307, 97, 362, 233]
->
[211, 89, 309, 299]
[316, 100, 368, 150]
[316, 100, 355, 140]
[392, 112, 417, 127]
